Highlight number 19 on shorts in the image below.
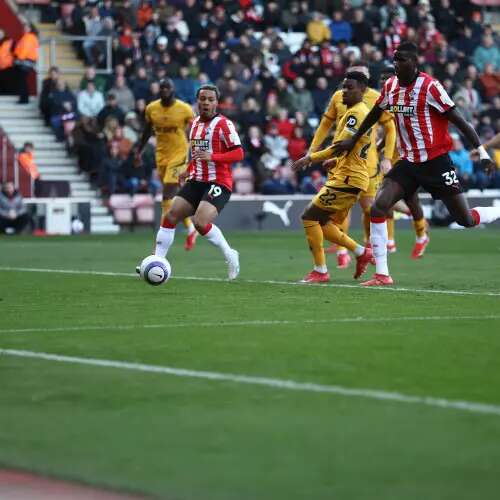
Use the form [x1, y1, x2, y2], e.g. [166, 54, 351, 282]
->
[208, 184, 223, 197]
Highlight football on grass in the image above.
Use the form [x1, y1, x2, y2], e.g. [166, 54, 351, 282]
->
[140, 255, 171, 286]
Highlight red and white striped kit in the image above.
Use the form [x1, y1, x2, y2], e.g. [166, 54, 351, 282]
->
[376, 72, 455, 163]
[188, 114, 242, 191]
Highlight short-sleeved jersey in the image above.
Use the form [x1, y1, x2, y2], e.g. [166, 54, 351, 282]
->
[312, 101, 371, 192]
[188, 114, 242, 191]
[145, 98, 195, 167]
[322, 88, 394, 175]
[376, 72, 455, 163]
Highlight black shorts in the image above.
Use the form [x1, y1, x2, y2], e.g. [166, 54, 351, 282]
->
[385, 154, 464, 200]
[177, 180, 231, 213]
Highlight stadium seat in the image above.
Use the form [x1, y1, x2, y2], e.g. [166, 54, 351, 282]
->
[108, 194, 134, 224]
[233, 166, 255, 194]
[132, 194, 155, 225]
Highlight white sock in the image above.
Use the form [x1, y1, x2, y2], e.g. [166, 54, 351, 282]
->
[416, 235, 427, 243]
[186, 222, 196, 235]
[471, 207, 500, 225]
[370, 220, 389, 276]
[204, 224, 232, 260]
[314, 265, 328, 273]
[353, 245, 364, 257]
[155, 227, 175, 257]
[337, 249, 348, 256]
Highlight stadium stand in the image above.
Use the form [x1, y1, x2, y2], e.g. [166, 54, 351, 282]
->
[0, 0, 498, 231]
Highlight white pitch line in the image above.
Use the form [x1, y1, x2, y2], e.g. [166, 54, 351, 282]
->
[2, 315, 500, 335]
[1, 266, 500, 297]
[1, 348, 500, 417]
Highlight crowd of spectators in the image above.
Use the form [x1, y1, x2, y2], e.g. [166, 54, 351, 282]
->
[35, 0, 499, 196]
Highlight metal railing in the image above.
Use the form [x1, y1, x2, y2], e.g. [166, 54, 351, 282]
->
[37, 35, 113, 91]
[0, 129, 33, 197]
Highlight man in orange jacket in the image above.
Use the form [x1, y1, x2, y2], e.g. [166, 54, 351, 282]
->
[18, 142, 40, 181]
[13, 22, 39, 104]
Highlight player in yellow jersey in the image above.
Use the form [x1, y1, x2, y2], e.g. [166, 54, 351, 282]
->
[378, 63, 430, 259]
[135, 79, 198, 250]
[308, 62, 396, 269]
[292, 72, 374, 283]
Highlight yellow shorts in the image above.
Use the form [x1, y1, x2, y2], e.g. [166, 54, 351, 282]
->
[312, 185, 360, 225]
[361, 172, 383, 199]
[157, 158, 188, 185]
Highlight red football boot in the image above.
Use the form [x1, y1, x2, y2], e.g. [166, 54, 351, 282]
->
[411, 235, 430, 259]
[300, 270, 330, 283]
[353, 246, 373, 279]
[336, 252, 351, 269]
[361, 273, 394, 286]
[184, 230, 198, 251]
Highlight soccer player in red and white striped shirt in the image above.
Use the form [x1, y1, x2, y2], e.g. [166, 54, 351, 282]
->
[333, 41, 500, 286]
[152, 84, 244, 280]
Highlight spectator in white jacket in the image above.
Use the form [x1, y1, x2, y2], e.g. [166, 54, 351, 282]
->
[77, 80, 105, 118]
[264, 123, 289, 165]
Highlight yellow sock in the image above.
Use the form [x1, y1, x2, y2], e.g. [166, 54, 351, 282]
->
[183, 217, 194, 232]
[362, 209, 371, 243]
[161, 199, 174, 220]
[335, 216, 350, 253]
[387, 216, 395, 241]
[413, 217, 427, 238]
[303, 220, 326, 268]
[322, 222, 359, 253]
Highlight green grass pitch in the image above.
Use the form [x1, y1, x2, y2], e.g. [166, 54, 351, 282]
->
[1, 228, 500, 499]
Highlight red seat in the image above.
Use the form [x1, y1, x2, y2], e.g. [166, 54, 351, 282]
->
[109, 194, 133, 224]
[132, 194, 155, 224]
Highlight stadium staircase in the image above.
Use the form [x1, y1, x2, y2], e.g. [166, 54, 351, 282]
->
[0, 20, 119, 234]
[0, 96, 119, 234]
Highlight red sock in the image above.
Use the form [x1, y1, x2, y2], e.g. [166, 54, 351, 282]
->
[199, 223, 212, 236]
[470, 209, 480, 226]
[161, 217, 176, 229]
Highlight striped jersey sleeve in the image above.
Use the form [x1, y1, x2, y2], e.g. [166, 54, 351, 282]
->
[426, 80, 455, 113]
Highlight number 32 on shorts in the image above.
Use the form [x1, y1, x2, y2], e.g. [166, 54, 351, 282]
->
[208, 184, 223, 197]
[442, 170, 458, 186]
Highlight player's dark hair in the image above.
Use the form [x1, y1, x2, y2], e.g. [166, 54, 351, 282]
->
[381, 62, 395, 74]
[351, 59, 369, 69]
[345, 71, 369, 86]
[397, 41, 418, 56]
[196, 84, 220, 100]
[159, 78, 174, 88]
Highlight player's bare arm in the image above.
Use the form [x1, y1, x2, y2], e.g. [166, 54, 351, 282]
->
[445, 107, 495, 173]
[331, 105, 383, 155]
[291, 154, 312, 172]
[192, 150, 212, 161]
[379, 116, 396, 174]
[478, 132, 500, 151]
[135, 121, 153, 163]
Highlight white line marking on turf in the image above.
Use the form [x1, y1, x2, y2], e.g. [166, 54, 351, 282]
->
[1, 266, 500, 297]
[1, 315, 500, 335]
[1, 348, 500, 417]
